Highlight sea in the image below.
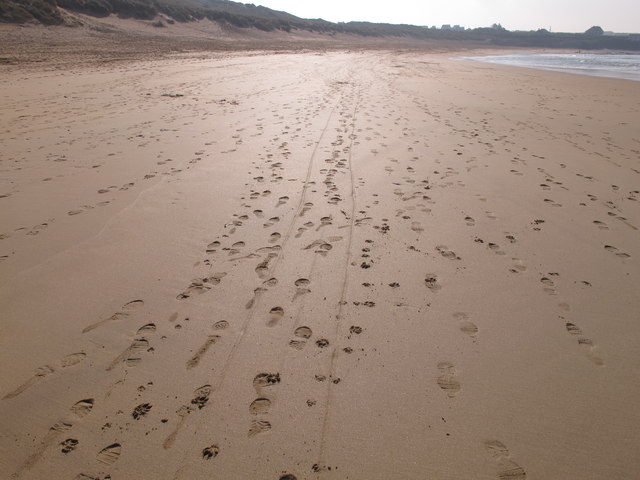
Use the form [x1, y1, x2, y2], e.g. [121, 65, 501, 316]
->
[460, 53, 640, 82]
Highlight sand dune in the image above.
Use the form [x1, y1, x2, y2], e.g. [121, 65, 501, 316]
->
[1, 50, 639, 479]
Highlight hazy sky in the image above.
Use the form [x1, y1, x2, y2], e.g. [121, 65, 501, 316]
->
[252, 0, 640, 33]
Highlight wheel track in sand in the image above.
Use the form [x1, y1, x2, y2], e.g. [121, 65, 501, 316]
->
[314, 85, 362, 475]
[169, 90, 340, 478]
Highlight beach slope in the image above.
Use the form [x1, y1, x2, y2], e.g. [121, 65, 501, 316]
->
[1, 50, 639, 480]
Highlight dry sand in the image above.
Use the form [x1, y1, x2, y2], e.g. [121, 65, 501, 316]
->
[1, 47, 639, 480]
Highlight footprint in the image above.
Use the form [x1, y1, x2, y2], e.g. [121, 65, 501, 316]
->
[565, 321, 603, 364]
[304, 240, 333, 255]
[565, 322, 582, 335]
[60, 352, 86, 368]
[3, 365, 55, 400]
[246, 287, 267, 309]
[484, 440, 510, 459]
[263, 277, 278, 287]
[460, 321, 478, 337]
[122, 300, 144, 310]
[300, 202, 314, 216]
[163, 406, 190, 450]
[293, 278, 311, 301]
[202, 445, 219, 460]
[295, 326, 312, 338]
[267, 307, 284, 327]
[191, 385, 213, 409]
[206, 241, 221, 253]
[96, 443, 121, 465]
[255, 254, 277, 278]
[83, 312, 127, 334]
[249, 398, 271, 415]
[349, 326, 363, 337]
[249, 420, 272, 437]
[604, 245, 630, 258]
[12, 421, 73, 475]
[269, 232, 282, 244]
[540, 277, 556, 295]
[436, 362, 460, 398]
[253, 373, 280, 393]
[137, 323, 156, 335]
[26, 223, 49, 236]
[71, 399, 94, 418]
[593, 220, 608, 230]
[317, 216, 332, 230]
[186, 336, 220, 369]
[177, 273, 226, 300]
[304, 240, 326, 251]
[289, 339, 306, 350]
[60, 438, 78, 454]
[163, 385, 214, 449]
[106, 338, 149, 371]
[82, 299, 144, 334]
[289, 326, 312, 349]
[510, 258, 527, 273]
[484, 440, 527, 480]
[531, 219, 545, 231]
[436, 245, 459, 260]
[410, 222, 424, 233]
[132, 403, 152, 420]
[424, 274, 441, 292]
[578, 338, 604, 366]
[497, 464, 528, 480]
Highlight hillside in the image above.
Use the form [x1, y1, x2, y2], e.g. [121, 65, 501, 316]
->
[1, 0, 639, 51]
[0, 0, 326, 29]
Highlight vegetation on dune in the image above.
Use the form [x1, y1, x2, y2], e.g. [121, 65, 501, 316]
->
[0, 0, 64, 24]
[0, 0, 638, 50]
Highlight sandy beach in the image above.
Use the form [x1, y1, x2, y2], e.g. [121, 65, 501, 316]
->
[1, 48, 639, 479]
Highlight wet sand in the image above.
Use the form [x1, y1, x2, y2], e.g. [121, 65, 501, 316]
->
[1, 50, 639, 480]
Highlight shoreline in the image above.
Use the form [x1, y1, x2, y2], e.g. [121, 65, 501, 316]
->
[460, 51, 640, 82]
